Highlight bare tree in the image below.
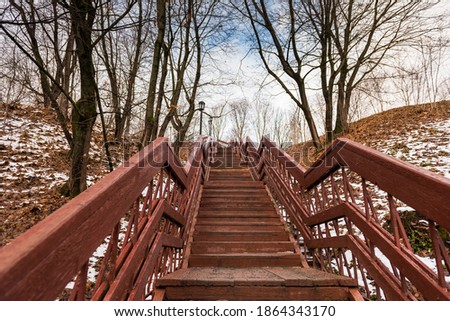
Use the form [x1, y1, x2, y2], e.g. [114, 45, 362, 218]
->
[239, 0, 323, 149]
[2, 0, 137, 196]
[335, 1, 434, 133]
[66, 0, 98, 196]
[253, 97, 271, 140]
[141, 0, 166, 145]
[270, 108, 291, 148]
[208, 103, 228, 140]
[289, 107, 303, 145]
[418, 36, 449, 105]
[97, 0, 152, 140]
[2, 0, 75, 146]
[141, 0, 224, 153]
[237, 0, 443, 148]
[229, 99, 250, 141]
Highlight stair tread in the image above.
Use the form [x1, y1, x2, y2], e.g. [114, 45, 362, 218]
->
[157, 267, 357, 287]
[191, 241, 295, 254]
[198, 211, 276, 214]
[195, 225, 284, 232]
[195, 220, 283, 226]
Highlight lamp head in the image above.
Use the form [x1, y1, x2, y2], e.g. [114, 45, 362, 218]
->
[198, 101, 205, 111]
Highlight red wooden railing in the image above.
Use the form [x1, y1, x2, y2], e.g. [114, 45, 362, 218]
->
[241, 136, 450, 300]
[1, 134, 448, 301]
[0, 137, 211, 300]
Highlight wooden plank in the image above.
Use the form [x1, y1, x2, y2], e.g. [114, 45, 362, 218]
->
[342, 203, 450, 300]
[191, 241, 294, 254]
[195, 225, 284, 232]
[0, 138, 168, 300]
[163, 285, 350, 301]
[104, 202, 167, 300]
[193, 231, 289, 242]
[337, 139, 450, 231]
[195, 218, 282, 225]
[189, 253, 302, 268]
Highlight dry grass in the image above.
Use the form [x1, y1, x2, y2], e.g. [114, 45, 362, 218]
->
[286, 100, 450, 166]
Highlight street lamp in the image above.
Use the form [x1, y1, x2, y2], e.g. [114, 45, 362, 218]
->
[198, 101, 205, 135]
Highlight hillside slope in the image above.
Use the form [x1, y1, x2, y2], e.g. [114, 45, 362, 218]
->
[1, 101, 449, 247]
[287, 101, 450, 179]
[0, 103, 130, 246]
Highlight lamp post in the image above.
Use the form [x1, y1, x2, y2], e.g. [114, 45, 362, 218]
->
[198, 101, 205, 135]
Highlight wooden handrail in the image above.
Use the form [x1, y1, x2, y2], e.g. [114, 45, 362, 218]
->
[0, 136, 210, 300]
[242, 135, 450, 300]
[259, 136, 450, 230]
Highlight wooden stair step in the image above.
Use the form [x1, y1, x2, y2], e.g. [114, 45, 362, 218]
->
[189, 253, 302, 267]
[207, 176, 252, 179]
[202, 187, 266, 192]
[191, 241, 295, 254]
[157, 267, 358, 300]
[200, 202, 273, 207]
[194, 231, 289, 241]
[194, 225, 285, 232]
[197, 211, 278, 218]
[158, 267, 357, 287]
[201, 198, 272, 204]
[195, 218, 282, 225]
[209, 163, 245, 168]
[199, 208, 275, 213]
[208, 172, 252, 175]
[211, 168, 248, 173]
[209, 171, 252, 176]
[201, 191, 268, 197]
[162, 285, 353, 301]
[203, 181, 264, 188]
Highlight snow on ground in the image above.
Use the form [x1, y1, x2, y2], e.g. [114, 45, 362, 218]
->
[0, 111, 69, 204]
[2, 103, 449, 299]
[366, 118, 450, 178]
[312, 116, 450, 298]
[1, 104, 111, 247]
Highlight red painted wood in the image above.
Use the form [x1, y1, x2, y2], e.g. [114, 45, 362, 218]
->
[0, 138, 168, 300]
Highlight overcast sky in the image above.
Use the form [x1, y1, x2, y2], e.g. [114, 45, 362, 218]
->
[199, 0, 450, 136]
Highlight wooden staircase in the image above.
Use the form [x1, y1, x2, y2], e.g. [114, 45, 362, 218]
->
[156, 146, 360, 300]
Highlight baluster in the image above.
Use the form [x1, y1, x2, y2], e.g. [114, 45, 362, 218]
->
[141, 180, 154, 217]
[341, 250, 353, 278]
[358, 264, 371, 299]
[362, 179, 371, 220]
[342, 168, 356, 203]
[162, 171, 171, 200]
[313, 186, 322, 213]
[330, 172, 340, 206]
[388, 194, 412, 251]
[93, 223, 120, 298]
[320, 181, 328, 210]
[429, 220, 449, 288]
[69, 262, 88, 301]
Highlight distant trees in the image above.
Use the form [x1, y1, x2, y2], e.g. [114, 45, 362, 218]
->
[1, 0, 137, 196]
[3, 0, 75, 147]
[238, 0, 443, 148]
[230, 99, 250, 142]
[393, 35, 450, 107]
[1, 0, 448, 198]
[141, 0, 224, 153]
[97, 0, 152, 141]
[239, 0, 324, 149]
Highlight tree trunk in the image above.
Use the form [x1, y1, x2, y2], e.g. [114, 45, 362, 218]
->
[142, 0, 166, 146]
[298, 79, 323, 150]
[69, 0, 97, 197]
